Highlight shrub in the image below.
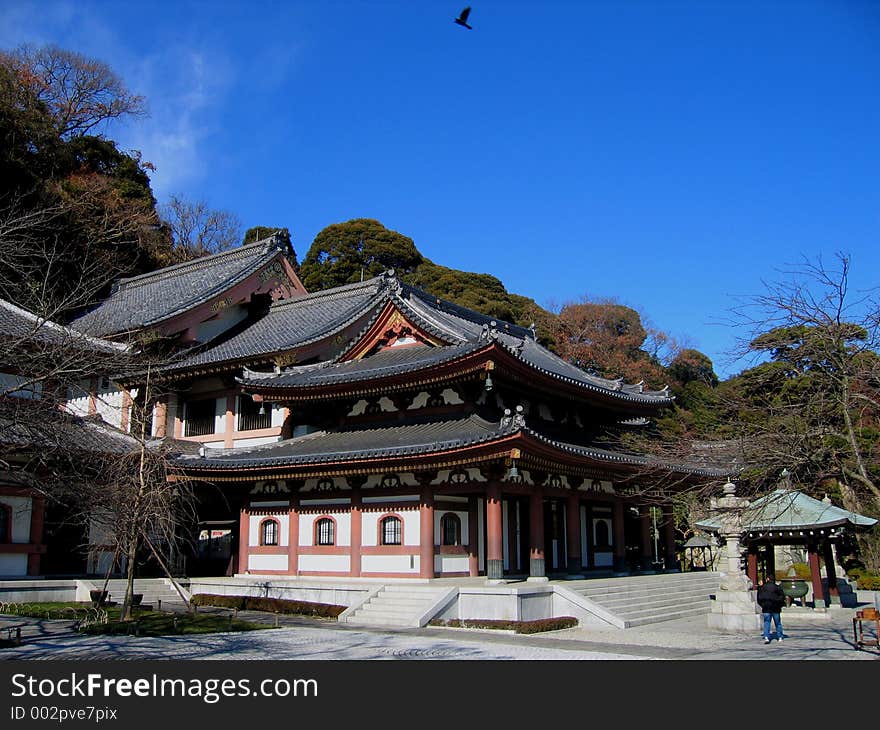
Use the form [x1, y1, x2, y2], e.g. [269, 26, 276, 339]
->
[190, 594, 345, 618]
[428, 617, 578, 634]
[855, 573, 880, 591]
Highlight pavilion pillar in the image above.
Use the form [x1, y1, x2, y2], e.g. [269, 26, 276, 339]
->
[528, 491, 546, 580]
[468, 496, 479, 577]
[662, 506, 677, 571]
[27, 494, 45, 576]
[566, 493, 582, 575]
[287, 496, 299, 576]
[154, 397, 168, 439]
[639, 507, 653, 571]
[807, 543, 826, 608]
[486, 482, 504, 581]
[823, 541, 839, 603]
[419, 488, 435, 579]
[350, 490, 362, 578]
[612, 500, 627, 573]
[747, 548, 759, 588]
[238, 506, 250, 575]
[224, 392, 235, 448]
[764, 543, 776, 581]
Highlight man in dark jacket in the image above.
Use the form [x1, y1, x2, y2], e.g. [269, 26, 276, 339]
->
[756, 576, 786, 643]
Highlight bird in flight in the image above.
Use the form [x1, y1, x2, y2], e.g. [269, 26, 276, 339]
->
[454, 6, 473, 30]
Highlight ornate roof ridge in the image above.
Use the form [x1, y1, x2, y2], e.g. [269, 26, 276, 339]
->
[112, 236, 283, 292]
[496, 337, 674, 404]
[269, 276, 386, 311]
[398, 279, 535, 340]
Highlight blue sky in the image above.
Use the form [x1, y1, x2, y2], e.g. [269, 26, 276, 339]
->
[3, 1, 879, 380]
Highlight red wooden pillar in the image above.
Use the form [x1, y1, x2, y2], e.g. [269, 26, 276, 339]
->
[238, 506, 250, 575]
[27, 495, 45, 576]
[529, 491, 545, 578]
[808, 543, 825, 608]
[639, 507, 653, 571]
[747, 549, 759, 588]
[486, 481, 503, 580]
[566, 493, 582, 575]
[350, 490, 362, 577]
[419, 488, 435, 579]
[467, 496, 479, 577]
[612, 500, 626, 573]
[224, 392, 236, 448]
[287, 497, 299, 576]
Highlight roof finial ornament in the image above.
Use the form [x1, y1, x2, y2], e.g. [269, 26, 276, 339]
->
[780, 468, 792, 490]
[513, 404, 526, 429]
[529, 322, 536, 339]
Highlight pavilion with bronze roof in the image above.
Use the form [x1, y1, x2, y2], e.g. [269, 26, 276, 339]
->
[165, 270, 726, 580]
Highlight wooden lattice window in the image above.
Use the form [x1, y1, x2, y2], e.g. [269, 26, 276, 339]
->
[260, 519, 279, 546]
[184, 398, 216, 437]
[315, 518, 335, 546]
[380, 516, 402, 546]
[441, 513, 461, 546]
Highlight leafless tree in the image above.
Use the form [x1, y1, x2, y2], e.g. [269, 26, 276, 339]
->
[160, 195, 242, 261]
[1, 44, 146, 139]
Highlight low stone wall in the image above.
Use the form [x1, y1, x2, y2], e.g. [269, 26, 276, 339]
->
[187, 578, 370, 608]
[0, 579, 92, 604]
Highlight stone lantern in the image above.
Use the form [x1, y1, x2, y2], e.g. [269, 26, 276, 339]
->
[707, 481, 762, 632]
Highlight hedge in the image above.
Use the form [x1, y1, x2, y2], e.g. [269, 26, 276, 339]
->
[190, 594, 345, 618]
[428, 617, 578, 634]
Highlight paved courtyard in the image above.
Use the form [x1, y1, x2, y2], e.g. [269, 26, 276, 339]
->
[1, 608, 877, 661]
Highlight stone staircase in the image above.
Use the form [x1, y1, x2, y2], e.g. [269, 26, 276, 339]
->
[566, 572, 721, 628]
[94, 578, 192, 612]
[340, 584, 456, 628]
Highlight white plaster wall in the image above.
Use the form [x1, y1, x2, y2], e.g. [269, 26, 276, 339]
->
[270, 404, 285, 428]
[248, 554, 288, 572]
[0, 496, 32, 543]
[300, 512, 351, 547]
[0, 554, 28, 576]
[203, 441, 225, 450]
[94, 385, 124, 429]
[298, 555, 350, 572]
[361, 555, 419, 574]
[436, 555, 469, 573]
[361, 510, 419, 547]
[248, 514, 289, 547]
[214, 398, 226, 433]
[195, 304, 248, 343]
[433, 510, 468, 546]
[234, 436, 281, 448]
[66, 378, 92, 416]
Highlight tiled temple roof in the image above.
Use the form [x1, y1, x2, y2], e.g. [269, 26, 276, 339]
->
[70, 236, 296, 337]
[696, 489, 877, 532]
[174, 412, 721, 477]
[0, 298, 126, 354]
[158, 278, 384, 373]
[214, 272, 674, 406]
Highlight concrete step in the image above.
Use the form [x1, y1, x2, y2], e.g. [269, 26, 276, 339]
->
[347, 614, 420, 628]
[624, 606, 712, 627]
[616, 600, 712, 620]
[590, 587, 717, 608]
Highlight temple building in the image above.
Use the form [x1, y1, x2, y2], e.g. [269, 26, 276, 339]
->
[156, 270, 725, 580]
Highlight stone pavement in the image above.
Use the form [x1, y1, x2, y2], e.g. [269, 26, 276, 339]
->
[0, 607, 877, 661]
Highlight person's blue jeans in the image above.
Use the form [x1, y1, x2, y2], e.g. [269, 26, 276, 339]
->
[763, 612, 783, 640]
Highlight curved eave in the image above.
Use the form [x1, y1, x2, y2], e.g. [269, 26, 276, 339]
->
[172, 432, 522, 481]
[172, 426, 720, 483]
[242, 340, 674, 414]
